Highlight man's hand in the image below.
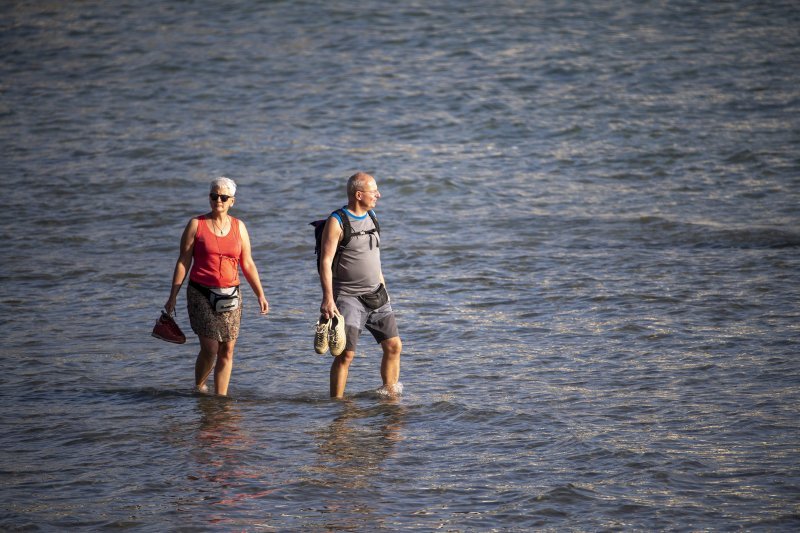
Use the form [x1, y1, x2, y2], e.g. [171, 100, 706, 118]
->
[320, 296, 339, 320]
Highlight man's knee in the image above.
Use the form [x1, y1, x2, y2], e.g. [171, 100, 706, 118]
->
[382, 336, 402, 357]
[335, 350, 356, 365]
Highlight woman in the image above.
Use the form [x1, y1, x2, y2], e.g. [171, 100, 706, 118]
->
[164, 177, 269, 396]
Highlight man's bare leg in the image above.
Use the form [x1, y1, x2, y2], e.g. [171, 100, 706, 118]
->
[380, 336, 402, 390]
[330, 350, 355, 398]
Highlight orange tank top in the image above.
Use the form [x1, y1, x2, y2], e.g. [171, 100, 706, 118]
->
[189, 215, 242, 288]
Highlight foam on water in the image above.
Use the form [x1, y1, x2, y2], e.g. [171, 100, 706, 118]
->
[374, 382, 404, 397]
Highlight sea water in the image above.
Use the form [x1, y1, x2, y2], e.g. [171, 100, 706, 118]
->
[1, 0, 799, 530]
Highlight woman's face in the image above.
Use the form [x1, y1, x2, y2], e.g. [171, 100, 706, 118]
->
[209, 187, 234, 212]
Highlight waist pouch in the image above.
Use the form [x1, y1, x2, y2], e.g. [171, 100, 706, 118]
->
[358, 283, 389, 310]
[190, 280, 240, 313]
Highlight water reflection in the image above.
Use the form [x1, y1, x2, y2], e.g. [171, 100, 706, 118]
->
[193, 396, 248, 461]
[307, 396, 407, 525]
[187, 397, 277, 527]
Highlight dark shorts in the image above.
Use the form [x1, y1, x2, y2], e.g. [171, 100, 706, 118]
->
[335, 293, 399, 353]
[187, 284, 242, 342]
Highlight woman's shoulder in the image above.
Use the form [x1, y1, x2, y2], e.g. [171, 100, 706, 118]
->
[185, 215, 204, 232]
[193, 213, 216, 225]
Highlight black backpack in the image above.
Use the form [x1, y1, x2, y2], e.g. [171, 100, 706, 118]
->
[311, 208, 380, 273]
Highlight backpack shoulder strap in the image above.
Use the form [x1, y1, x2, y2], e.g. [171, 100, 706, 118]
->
[333, 208, 353, 248]
[367, 209, 380, 235]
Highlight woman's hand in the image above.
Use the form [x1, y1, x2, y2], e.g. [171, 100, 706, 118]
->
[164, 296, 177, 316]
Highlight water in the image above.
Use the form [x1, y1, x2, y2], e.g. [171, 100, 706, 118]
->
[2, 0, 799, 530]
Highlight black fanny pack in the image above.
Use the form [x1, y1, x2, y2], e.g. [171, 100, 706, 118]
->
[190, 280, 240, 313]
[358, 283, 389, 310]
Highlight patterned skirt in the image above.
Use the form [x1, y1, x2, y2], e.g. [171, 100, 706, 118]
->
[187, 284, 242, 342]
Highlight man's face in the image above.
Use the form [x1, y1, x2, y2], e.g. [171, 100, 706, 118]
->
[358, 180, 381, 208]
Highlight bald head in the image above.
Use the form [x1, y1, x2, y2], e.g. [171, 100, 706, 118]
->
[347, 172, 375, 200]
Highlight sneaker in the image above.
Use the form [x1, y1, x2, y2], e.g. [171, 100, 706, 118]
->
[314, 316, 330, 354]
[328, 312, 346, 357]
[152, 310, 186, 344]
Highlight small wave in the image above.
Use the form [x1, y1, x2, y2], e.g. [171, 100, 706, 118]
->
[99, 386, 205, 401]
[97, 386, 338, 406]
[632, 216, 800, 249]
[534, 483, 598, 504]
[725, 149, 759, 164]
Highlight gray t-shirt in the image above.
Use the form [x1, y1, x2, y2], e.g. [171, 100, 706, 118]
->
[332, 208, 382, 297]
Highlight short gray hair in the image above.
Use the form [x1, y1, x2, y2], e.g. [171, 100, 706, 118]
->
[210, 176, 237, 197]
[347, 172, 372, 197]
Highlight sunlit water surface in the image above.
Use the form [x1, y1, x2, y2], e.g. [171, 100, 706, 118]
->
[2, 1, 799, 530]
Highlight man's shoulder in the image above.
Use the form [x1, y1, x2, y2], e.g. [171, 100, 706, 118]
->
[329, 208, 348, 227]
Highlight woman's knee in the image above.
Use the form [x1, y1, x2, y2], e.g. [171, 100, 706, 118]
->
[198, 335, 219, 355]
[217, 341, 236, 361]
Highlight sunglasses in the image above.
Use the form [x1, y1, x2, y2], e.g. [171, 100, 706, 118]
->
[209, 193, 233, 202]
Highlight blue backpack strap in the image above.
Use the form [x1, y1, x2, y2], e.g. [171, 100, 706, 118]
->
[332, 208, 353, 248]
[367, 209, 380, 237]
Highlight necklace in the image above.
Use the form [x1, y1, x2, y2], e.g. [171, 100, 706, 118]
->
[211, 217, 229, 236]
[210, 216, 229, 273]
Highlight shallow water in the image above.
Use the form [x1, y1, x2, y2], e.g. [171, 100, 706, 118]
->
[2, 0, 799, 530]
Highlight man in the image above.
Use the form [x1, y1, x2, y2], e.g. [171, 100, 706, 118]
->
[318, 172, 402, 398]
